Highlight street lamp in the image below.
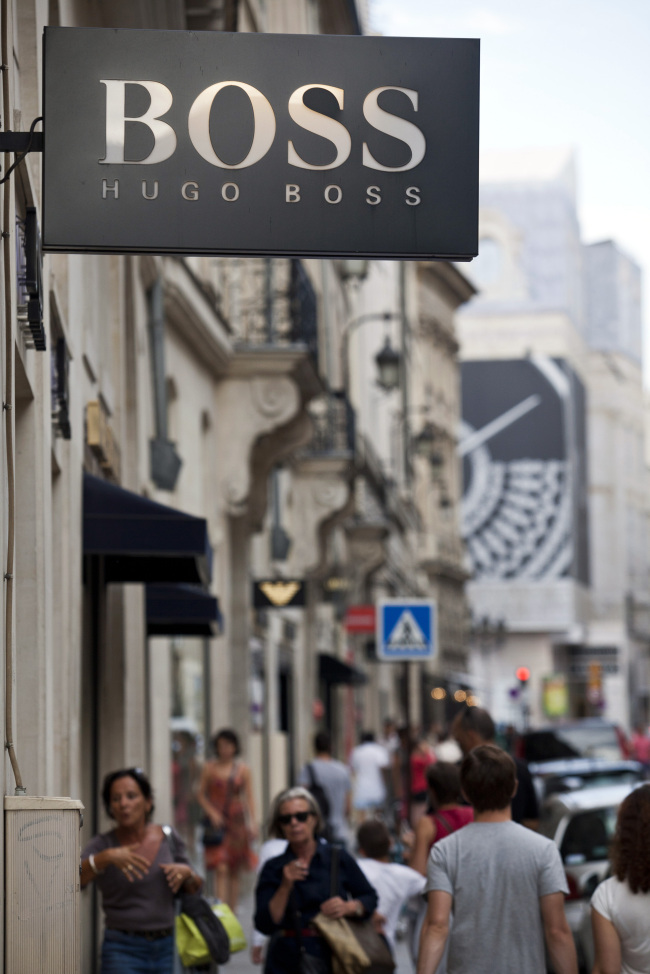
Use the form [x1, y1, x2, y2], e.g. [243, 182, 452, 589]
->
[410, 421, 447, 483]
[374, 338, 401, 392]
[341, 310, 402, 397]
[411, 420, 436, 458]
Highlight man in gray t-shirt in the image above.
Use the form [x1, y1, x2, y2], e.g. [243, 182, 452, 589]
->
[418, 744, 577, 974]
[298, 731, 351, 844]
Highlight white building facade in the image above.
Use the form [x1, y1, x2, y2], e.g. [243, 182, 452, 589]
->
[458, 148, 649, 730]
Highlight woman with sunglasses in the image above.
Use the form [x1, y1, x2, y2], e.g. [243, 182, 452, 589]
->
[255, 786, 378, 974]
[81, 767, 202, 973]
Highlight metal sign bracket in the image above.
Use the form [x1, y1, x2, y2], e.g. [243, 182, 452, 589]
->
[0, 131, 43, 153]
[0, 118, 43, 185]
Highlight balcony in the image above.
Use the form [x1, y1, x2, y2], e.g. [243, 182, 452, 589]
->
[234, 259, 317, 360]
[230, 257, 322, 402]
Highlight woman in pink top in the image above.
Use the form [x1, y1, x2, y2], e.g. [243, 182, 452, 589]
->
[409, 736, 436, 826]
[408, 762, 473, 876]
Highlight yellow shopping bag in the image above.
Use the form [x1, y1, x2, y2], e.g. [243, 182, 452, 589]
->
[212, 902, 247, 953]
[175, 912, 211, 968]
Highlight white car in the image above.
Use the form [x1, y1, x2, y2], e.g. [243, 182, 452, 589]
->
[530, 757, 644, 803]
[538, 783, 641, 973]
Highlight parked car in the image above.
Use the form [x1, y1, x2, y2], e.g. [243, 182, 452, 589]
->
[519, 718, 628, 764]
[529, 757, 644, 804]
[539, 782, 641, 972]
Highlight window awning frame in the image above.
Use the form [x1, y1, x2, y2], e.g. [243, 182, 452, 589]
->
[83, 473, 212, 586]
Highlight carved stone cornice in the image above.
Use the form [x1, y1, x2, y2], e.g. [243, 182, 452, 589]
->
[288, 472, 352, 577]
[162, 256, 233, 375]
[417, 314, 460, 355]
[417, 260, 477, 309]
[229, 347, 323, 403]
[248, 411, 315, 530]
[345, 521, 390, 593]
[419, 556, 470, 584]
[216, 375, 303, 519]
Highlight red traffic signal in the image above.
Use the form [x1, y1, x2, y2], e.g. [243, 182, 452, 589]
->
[516, 666, 531, 683]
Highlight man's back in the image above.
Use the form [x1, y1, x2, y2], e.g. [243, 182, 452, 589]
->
[298, 757, 350, 841]
[350, 742, 389, 806]
[427, 821, 567, 974]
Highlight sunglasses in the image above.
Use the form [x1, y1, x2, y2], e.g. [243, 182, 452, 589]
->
[278, 811, 313, 826]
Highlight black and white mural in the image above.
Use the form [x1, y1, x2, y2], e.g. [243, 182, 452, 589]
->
[460, 356, 589, 583]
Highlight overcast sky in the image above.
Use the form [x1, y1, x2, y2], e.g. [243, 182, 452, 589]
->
[371, 0, 650, 377]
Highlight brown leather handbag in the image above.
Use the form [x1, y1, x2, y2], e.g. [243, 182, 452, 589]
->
[311, 847, 395, 974]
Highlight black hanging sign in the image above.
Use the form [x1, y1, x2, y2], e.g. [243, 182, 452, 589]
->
[42, 28, 479, 260]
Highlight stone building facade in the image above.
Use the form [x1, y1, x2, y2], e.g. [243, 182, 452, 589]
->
[1, 1, 473, 969]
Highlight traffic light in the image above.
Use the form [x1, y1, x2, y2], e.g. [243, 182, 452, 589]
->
[516, 666, 531, 685]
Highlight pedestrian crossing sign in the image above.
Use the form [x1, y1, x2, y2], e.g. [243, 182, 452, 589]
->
[376, 599, 437, 661]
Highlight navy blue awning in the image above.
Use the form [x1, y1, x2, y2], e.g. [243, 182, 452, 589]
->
[319, 653, 367, 686]
[83, 473, 212, 586]
[146, 584, 222, 637]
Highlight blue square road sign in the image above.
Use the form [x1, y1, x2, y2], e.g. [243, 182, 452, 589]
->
[376, 599, 437, 661]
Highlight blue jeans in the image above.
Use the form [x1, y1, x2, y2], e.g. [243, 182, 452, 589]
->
[101, 930, 174, 974]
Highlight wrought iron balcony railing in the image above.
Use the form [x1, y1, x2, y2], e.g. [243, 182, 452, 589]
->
[234, 258, 319, 370]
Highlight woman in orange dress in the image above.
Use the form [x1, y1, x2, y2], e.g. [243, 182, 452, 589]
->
[197, 727, 258, 910]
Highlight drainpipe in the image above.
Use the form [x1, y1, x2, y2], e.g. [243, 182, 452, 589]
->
[2, 0, 25, 795]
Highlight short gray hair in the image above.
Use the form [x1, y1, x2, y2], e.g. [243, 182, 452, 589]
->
[268, 786, 323, 838]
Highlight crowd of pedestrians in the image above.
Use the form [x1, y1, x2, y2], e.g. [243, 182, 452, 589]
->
[82, 712, 650, 973]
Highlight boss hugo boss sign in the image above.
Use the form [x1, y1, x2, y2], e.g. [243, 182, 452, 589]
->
[42, 29, 479, 259]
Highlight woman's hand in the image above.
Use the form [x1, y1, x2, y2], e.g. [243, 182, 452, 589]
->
[206, 808, 224, 827]
[320, 896, 362, 919]
[160, 862, 193, 895]
[281, 857, 309, 887]
[110, 845, 150, 881]
[372, 912, 386, 935]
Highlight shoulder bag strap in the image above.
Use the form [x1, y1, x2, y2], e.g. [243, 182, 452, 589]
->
[433, 811, 455, 835]
[162, 825, 184, 911]
[221, 761, 238, 821]
[162, 824, 177, 858]
[329, 843, 340, 898]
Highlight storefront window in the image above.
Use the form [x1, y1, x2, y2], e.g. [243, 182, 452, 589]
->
[170, 638, 208, 859]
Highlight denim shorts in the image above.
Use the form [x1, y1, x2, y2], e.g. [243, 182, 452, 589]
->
[101, 929, 174, 974]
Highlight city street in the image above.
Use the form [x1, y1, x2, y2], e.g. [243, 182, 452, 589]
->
[3, 2, 649, 972]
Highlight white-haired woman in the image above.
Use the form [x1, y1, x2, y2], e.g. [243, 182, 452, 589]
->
[254, 787, 377, 974]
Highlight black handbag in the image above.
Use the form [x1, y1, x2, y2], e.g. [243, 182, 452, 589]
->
[179, 891, 230, 966]
[201, 822, 225, 847]
[291, 892, 330, 974]
[162, 826, 231, 966]
[299, 952, 330, 974]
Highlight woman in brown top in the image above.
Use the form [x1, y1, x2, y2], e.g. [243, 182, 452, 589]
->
[197, 727, 258, 909]
[81, 767, 202, 973]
